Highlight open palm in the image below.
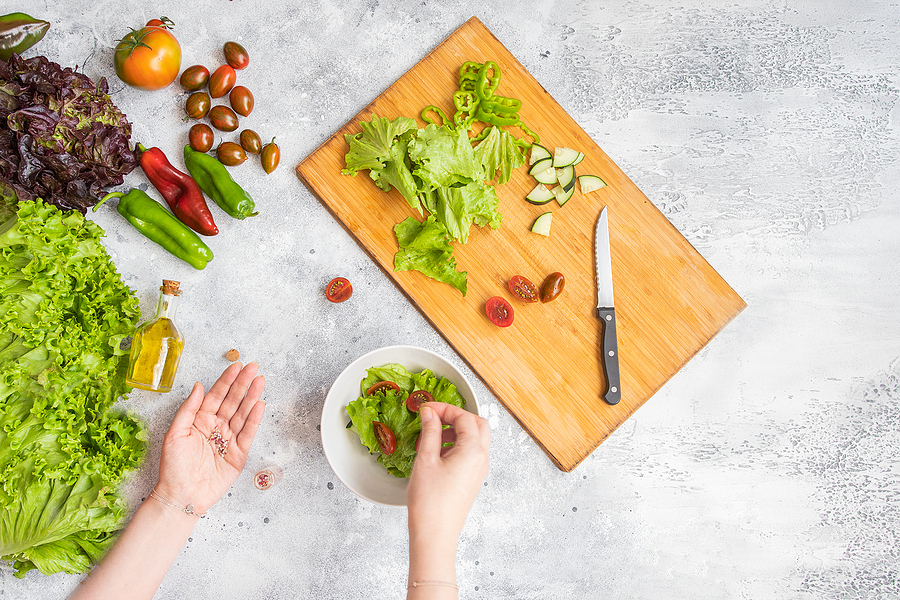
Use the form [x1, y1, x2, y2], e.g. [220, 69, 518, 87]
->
[154, 362, 266, 514]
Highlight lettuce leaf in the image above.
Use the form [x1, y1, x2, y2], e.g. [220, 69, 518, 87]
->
[408, 124, 484, 189]
[420, 181, 502, 244]
[346, 364, 466, 478]
[393, 215, 467, 296]
[0, 200, 146, 577]
[342, 115, 420, 211]
[473, 125, 526, 184]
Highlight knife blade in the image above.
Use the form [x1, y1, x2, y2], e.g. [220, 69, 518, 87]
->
[595, 206, 621, 405]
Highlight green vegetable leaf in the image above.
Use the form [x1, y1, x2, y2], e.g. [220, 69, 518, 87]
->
[345, 364, 466, 478]
[420, 181, 502, 244]
[393, 216, 467, 296]
[342, 114, 420, 211]
[408, 124, 484, 190]
[473, 125, 526, 184]
[0, 200, 146, 577]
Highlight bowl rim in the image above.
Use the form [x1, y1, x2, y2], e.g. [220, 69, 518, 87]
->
[320, 344, 479, 507]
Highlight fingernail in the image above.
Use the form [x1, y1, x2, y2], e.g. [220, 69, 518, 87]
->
[420, 405, 433, 423]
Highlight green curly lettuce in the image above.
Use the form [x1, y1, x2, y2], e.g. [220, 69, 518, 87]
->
[394, 215, 467, 296]
[0, 200, 146, 577]
[346, 364, 466, 478]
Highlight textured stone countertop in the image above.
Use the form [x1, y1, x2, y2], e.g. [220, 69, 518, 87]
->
[2, 1, 899, 599]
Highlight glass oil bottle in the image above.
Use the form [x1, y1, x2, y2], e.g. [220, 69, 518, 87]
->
[126, 280, 185, 393]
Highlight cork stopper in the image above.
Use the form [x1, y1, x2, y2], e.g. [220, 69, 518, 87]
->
[160, 280, 181, 296]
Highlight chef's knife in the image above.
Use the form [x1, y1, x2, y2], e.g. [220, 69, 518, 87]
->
[595, 207, 621, 405]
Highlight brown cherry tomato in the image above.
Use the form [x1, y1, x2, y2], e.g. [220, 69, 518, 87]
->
[485, 296, 514, 327]
[229, 85, 254, 117]
[373, 421, 397, 455]
[216, 141, 247, 166]
[406, 390, 433, 412]
[185, 91, 210, 119]
[367, 381, 400, 396]
[261, 137, 280, 174]
[208, 64, 236, 98]
[540, 272, 566, 303]
[508, 275, 539, 303]
[325, 277, 352, 302]
[208, 105, 239, 132]
[240, 129, 262, 154]
[180, 65, 209, 91]
[223, 41, 250, 70]
[189, 123, 214, 152]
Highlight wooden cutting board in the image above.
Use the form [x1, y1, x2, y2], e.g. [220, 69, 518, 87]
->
[296, 17, 746, 472]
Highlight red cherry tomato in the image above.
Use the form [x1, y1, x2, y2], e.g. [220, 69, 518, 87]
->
[208, 64, 236, 98]
[406, 390, 433, 412]
[325, 277, 352, 302]
[366, 381, 400, 396]
[373, 421, 397, 455]
[223, 41, 250, 70]
[485, 296, 514, 327]
[508, 275, 539, 303]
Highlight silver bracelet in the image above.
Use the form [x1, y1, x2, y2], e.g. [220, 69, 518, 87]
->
[408, 580, 458, 590]
[149, 489, 207, 518]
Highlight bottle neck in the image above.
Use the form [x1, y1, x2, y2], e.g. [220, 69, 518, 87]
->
[156, 292, 179, 319]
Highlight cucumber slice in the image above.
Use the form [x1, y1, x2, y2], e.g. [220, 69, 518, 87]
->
[529, 144, 552, 166]
[556, 165, 575, 191]
[553, 146, 581, 167]
[531, 212, 553, 236]
[528, 157, 552, 175]
[553, 184, 575, 207]
[525, 184, 556, 205]
[532, 164, 558, 185]
[572, 152, 585, 166]
[578, 174, 607, 194]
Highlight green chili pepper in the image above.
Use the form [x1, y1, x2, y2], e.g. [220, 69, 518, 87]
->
[183, 145, 258, 220]
[452, 91, 477, 128]
[0, 13, 50, 61]
[95, 189, 213, 270]
[481, 94, 522, 114]
[475, 105, 520, 127]
[421, 105, 449, 127]
[475, 61, 501, 102]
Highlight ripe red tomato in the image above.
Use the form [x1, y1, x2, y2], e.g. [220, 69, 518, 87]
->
[208, 65, 236, 98]
[508, 275, 539, 303]
[114, 21, 181, 91]
[485, 296, 514, 327]
[367, 381, 400, 396]
[406, 390, 433, 412]
[373, 421, 397, 455]
[325, 277, 352, 302]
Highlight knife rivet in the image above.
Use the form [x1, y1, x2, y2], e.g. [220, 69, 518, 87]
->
[611, 387, 618, 393]
[608, 350, 615, 357]
[605, 315, 612, 321]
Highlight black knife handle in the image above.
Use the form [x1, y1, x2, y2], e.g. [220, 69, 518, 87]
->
[597, 308, 621, 405]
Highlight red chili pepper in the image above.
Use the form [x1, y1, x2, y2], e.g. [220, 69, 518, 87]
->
[137, 144, 219, 236]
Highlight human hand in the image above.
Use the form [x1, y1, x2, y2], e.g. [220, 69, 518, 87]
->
[154, 362, 266, 515]
[407, 402, 490, 545]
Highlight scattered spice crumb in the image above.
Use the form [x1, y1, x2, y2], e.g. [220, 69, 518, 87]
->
[226, 348, 240, 361]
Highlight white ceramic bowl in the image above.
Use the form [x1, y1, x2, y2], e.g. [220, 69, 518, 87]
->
[321, 345, 479, 507]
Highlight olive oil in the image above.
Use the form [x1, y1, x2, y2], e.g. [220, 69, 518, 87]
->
[126, 280, 185, 393]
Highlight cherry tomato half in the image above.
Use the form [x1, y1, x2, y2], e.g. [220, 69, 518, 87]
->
[223, 41, 250, 70]
[540, 272, 566, 303]
[508, 275, 539, 303]
[373, 421, 397, 455]
[366, 381, 400, 396]
[189, 123, 214, 153]
[407, 390, 433, 412]
[325, 277, 352, 302]
[208, 64, 236, 98]
[114, 22, 182, 90]
[485, 296, 514, 327]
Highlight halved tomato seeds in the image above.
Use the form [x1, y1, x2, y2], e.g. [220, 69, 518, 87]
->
[508, 275, 539, 303]
[366, 380, 400, 396]
[406, 390, 433, 412]
[485, 296, 514, 327]
[373, 421, 397, 455]
[326, 277, 352, 302]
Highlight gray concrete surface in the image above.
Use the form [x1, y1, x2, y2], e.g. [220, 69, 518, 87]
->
[2, 0, 899, 598]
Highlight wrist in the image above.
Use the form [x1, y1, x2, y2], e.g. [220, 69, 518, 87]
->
[144, 489, 205, 530]
[408, 528, 458, 585]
